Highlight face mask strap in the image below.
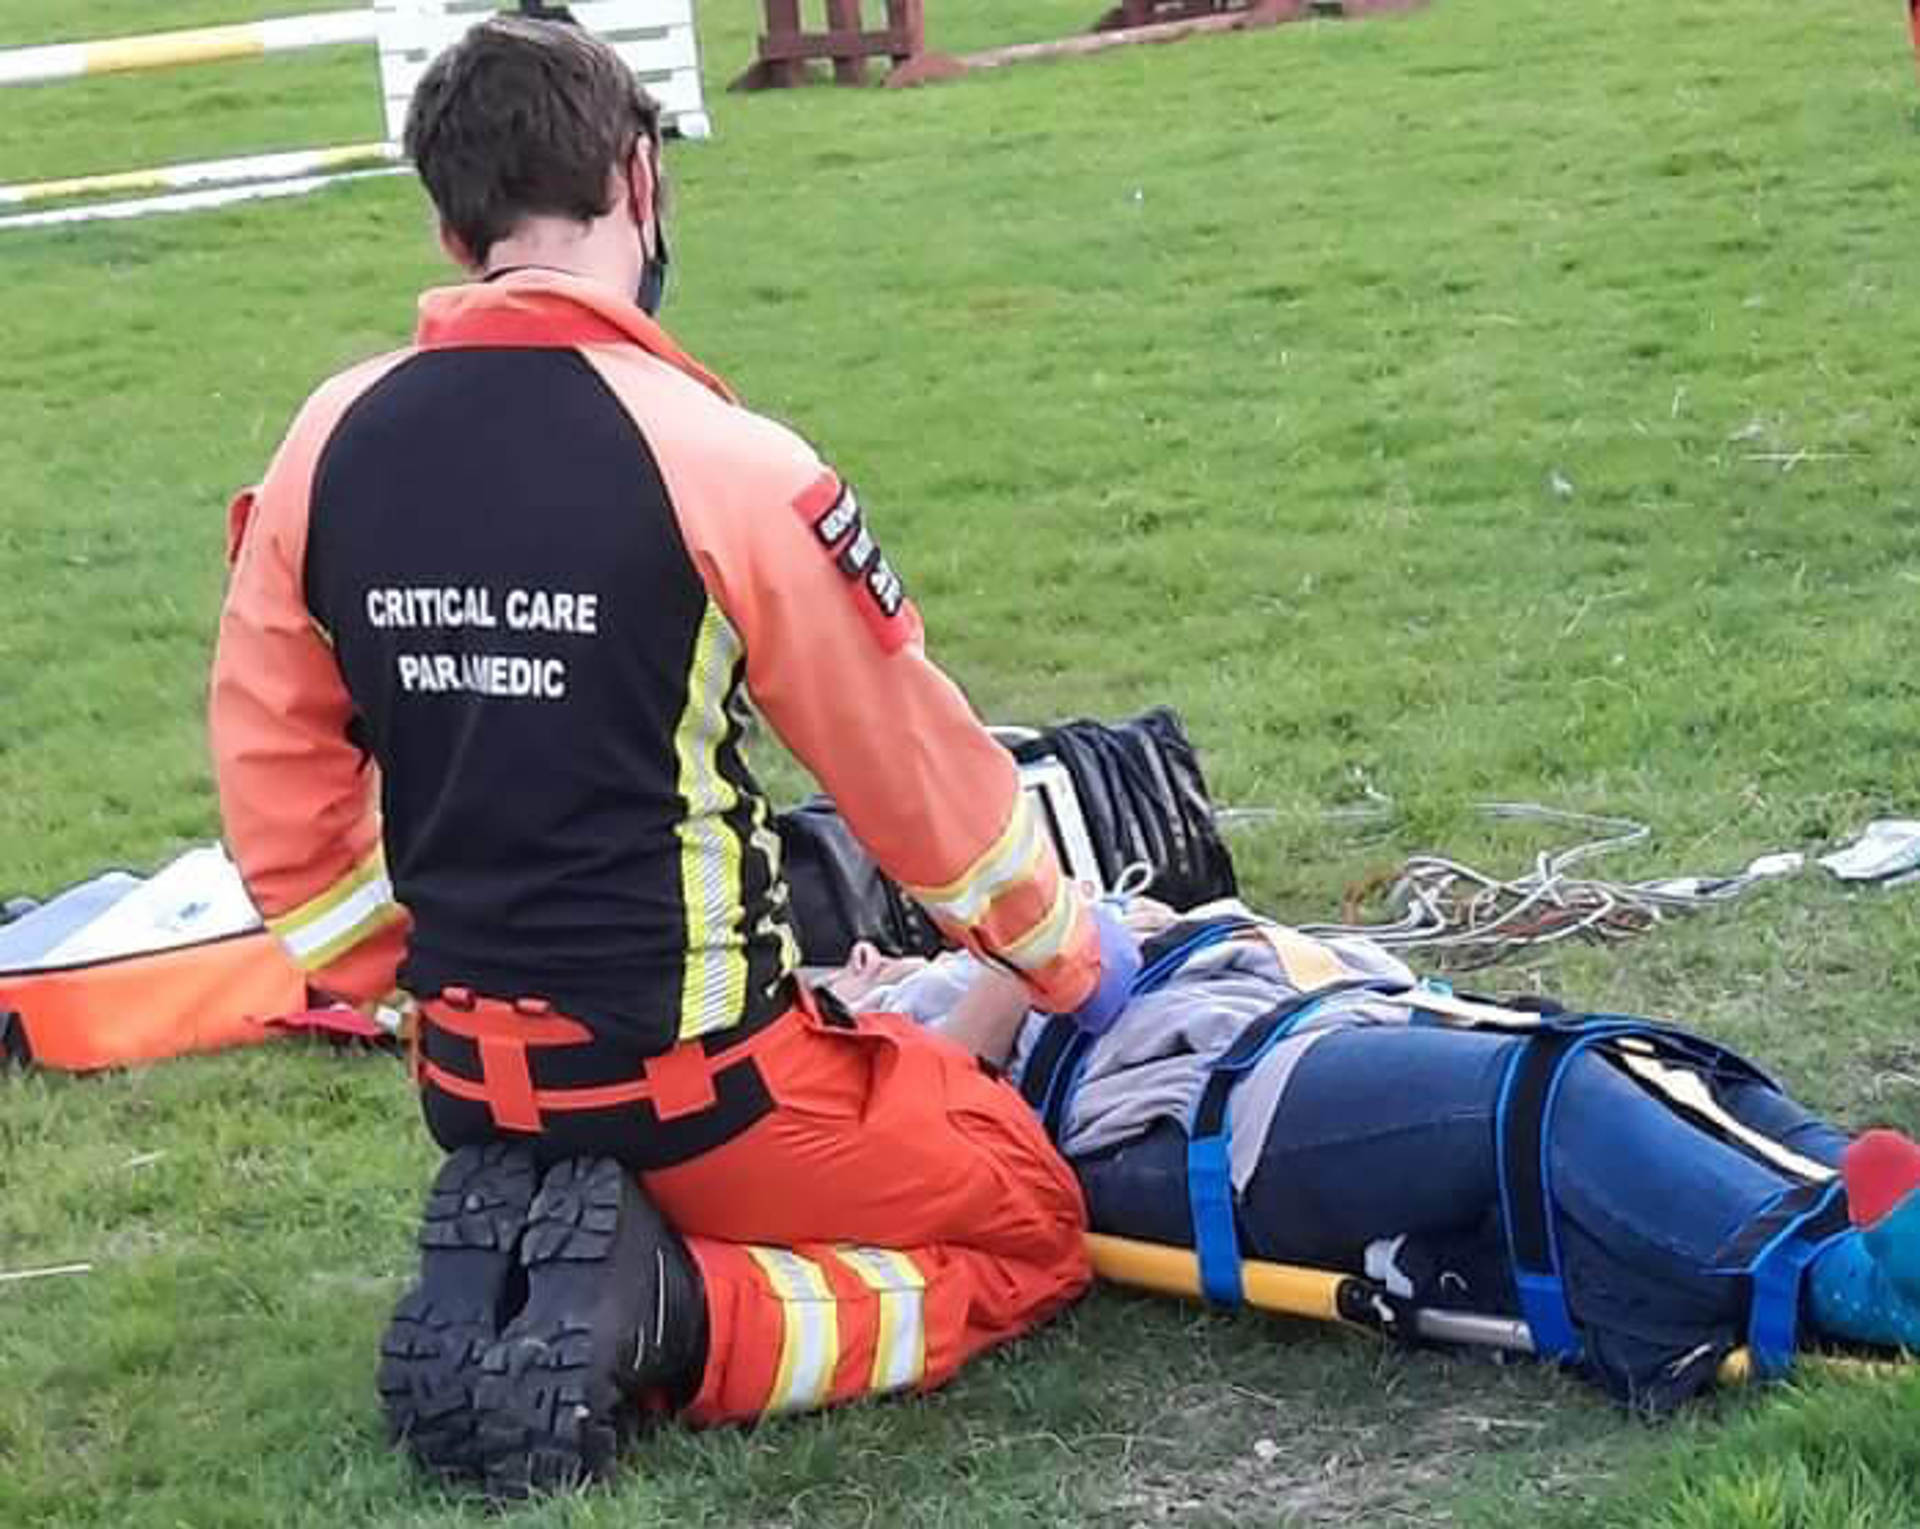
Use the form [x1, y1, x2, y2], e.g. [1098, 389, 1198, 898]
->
[634, 140, 670, 314]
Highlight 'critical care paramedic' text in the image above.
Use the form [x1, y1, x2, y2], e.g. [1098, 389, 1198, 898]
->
[364, 585, 600, 634]
[371, 585, 596, 702]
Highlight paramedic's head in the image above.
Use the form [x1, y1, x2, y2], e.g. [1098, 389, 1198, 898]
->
[403, 16, 668, 310]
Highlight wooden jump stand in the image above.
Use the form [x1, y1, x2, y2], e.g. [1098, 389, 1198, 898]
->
[731, 1, 949, 89]
[732, 0, 1426, 94]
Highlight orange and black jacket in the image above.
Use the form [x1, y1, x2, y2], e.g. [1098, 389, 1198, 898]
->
[210, 270, 1103, 1052]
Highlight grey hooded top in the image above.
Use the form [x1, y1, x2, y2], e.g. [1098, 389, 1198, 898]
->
[858, 911, 1423, 1192]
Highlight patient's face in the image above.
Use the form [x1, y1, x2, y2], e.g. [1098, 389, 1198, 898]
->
[820, 941, 931, 1008]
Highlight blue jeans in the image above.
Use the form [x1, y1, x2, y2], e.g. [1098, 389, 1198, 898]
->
[1075, 1026, 1849, 1334]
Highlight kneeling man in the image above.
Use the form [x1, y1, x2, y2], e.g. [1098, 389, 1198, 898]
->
[210, 14, 1134, 1498]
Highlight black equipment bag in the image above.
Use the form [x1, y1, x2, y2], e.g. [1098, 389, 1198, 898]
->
[775, 799, 946, 967]
[775, 708, 1237, 965]
[1006, 706, 1238, 914]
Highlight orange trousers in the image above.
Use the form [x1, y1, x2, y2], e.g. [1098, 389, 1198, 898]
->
[642, 1001, 1091, 1423]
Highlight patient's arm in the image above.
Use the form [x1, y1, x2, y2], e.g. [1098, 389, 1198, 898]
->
[930, 963, 1034, 1069]
[926, 894, 1169, 1065]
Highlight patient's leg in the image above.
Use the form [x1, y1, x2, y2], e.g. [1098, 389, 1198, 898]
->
[1073, 1029, 1520, 1266]
[1079, 1024, 1920, 1360]
[1081, 1029, 1830, 1325]
[1556, 1057, 1920, 1352]
[1707, 1070, 1849, 1170]
[1238, 1027, 1523, 1270]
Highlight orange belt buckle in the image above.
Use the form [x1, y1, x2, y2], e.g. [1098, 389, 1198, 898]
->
[477, 1035, 542, 1133]
[643, 1040, 719, 1122]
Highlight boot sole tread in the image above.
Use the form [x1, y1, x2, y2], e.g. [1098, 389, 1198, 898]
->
[472, 1321, 625, 1498]
[471, 1158, 657, 1499]
[380, 1144, 538, 1481]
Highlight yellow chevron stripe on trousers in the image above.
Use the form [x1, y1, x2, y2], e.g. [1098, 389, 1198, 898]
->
[834, 1247, 928, 1394]
[747, 1247, 840, 1415]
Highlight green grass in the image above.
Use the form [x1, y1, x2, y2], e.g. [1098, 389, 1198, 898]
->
[6, 0, 1920, 1524]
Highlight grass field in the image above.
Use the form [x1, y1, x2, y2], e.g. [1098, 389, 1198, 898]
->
[7, 1, 1920, 1524]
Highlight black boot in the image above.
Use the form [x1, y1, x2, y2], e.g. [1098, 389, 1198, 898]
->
[377, 1142, 540, 1479]
[471, 1156, 707, 1500]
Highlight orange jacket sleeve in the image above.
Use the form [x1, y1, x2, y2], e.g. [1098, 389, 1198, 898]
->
[208, 356, 411, 1006]
[583, 347, 1103, 1013]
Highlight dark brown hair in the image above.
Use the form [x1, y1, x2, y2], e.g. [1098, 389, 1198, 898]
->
[403, 16, 661, 263]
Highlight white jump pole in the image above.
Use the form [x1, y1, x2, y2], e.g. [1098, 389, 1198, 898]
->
[0, 142, 400, 208]
[0, 1, 711, 230]
[0, 168, 403, 232]
[0, 11, 374, 87]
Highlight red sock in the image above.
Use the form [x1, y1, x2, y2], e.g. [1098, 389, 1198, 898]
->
[1843, 1129, 1920, 1229]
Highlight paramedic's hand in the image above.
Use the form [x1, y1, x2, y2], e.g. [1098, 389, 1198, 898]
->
[1065, 901, 1140, 1037]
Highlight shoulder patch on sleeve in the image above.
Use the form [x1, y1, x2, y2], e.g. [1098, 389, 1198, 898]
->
[790, 472, 923, 654]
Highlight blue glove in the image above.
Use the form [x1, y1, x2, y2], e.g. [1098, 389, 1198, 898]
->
[1066, 900, 1140, 1037]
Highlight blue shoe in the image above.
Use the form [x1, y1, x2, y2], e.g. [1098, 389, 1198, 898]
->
[1848, 1130, 1920, 1301]
[1807, 1131, 1920, 1352]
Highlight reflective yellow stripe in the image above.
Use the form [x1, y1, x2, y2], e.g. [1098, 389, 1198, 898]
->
[270, 846, 385, 931]
[747, 1247, 840, 1414]
[267, 847, 401, 971]
[674, 604, 749, 1039]
[997, 876, 1079, 973]
[903, 795, 1044, 921]
[835, 1247, 927, 1394]
[296, 896, 404, 971]
[745, 762, 802, 975]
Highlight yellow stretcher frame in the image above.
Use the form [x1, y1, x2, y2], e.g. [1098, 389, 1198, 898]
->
[1086, 1233, 1779, 1385]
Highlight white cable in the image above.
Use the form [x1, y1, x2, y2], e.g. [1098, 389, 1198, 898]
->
[1292, 803, 1796, 966]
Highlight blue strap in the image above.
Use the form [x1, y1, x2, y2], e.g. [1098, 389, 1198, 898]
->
[1514, 1271, 1583, 1361]
[1018, 1014, 1080, 1113]
[1494, 1023, 1654, 1365]
[1494, 1012, 1810, 1370]
[1132, 920, 1249, 997]
[1041, 1031, 1095, 1141]
[1190, 1131, 1242, 1304]
[1015, 1014, 1095, 1144]
[1494, 1037, 1576, 1361]
[1739, 1180, 1851, 1377]
[1186, 979, 1409, 1307]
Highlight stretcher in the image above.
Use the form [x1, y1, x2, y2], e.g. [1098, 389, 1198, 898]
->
[1085, 1234, 1898, 1390]
[1015, 914, 1870, 1404]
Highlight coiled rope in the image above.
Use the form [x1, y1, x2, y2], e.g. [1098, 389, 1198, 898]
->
[1289, 803, 1794, 969]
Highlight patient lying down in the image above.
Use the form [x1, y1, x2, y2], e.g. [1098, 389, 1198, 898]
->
[812, 900, 1920, 1411]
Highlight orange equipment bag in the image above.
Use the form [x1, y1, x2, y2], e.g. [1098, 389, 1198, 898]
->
[0, 930, 306, 1072]
[0, 847, 310, 1073]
